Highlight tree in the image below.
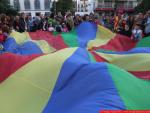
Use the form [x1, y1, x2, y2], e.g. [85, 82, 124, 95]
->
[51, 0, 74, 14]
[135, 0, 150, 13]
[0, 0, 18, 15]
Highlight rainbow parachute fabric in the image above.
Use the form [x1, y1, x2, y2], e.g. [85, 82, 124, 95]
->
[0, 22, 150, 113]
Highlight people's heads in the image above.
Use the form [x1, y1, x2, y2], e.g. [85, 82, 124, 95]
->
[25, 15, 29, 20]
[62, 23, 66, 28]
[1, 14, 7, 24]
[94, 13, 99, 19]
[20, 13, 26, 19]
[134, 14, 139, 21]
[56, 20, 60, 25]
[58, 12, 62, 16]
[15, 16, 19, 21]
[75, 14, 82, 21]
[40, 14, 44, 19]
[95, 16, 98, 20]
[138, 13, 144, 19]
[28, 15, 32, 20]
[49, 22, 53, 27]
[75, 14, 80, 19]
[40, 14, 43, 17]
[129, 15, 134, 21]
[106, 15, 110, 20]
[90, 13, 94, 17]
[6, 16, 10, 21]
[146, 10, 150, 17]
[66, 14, 72, 20]
[67, 10, 71, 14]
[134, 22, 141, 30]
[0, 25, 2, 34]
[0, 23, 10, 34]
[45, 16, 48, 21]
[50, 13, 55, 19]
[125, 24, 129, 31]
[2, 25, 10, 33]
[84, 14, 89, 21]
[117, 13, 122, 18]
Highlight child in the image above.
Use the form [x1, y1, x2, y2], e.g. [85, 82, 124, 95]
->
[131, 23, 143, 41]
[0, 25, 9, 50]
[0, 30, 5, 50]
[48, 23, 55, 32]
[43, 21, 47, 31]
[55, 21, 62, 33]
[62, 23, 68, 32]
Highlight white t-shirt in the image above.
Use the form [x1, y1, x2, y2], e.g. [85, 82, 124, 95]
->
[132, 29, 142, 40]
[48, 27, 55, 32]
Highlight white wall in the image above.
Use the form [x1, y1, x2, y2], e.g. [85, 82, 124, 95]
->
[10, 0, 14, 6]
[76, 0, 97, 13]
[19, 0, 25, 10]
[9, 0, 52, 17]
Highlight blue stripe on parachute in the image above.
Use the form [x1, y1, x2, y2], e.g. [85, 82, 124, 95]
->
[3, 37, 19, 53]
[96, 47, 150, 54]
[3, 37, 43, 55]
[43, 48, 126, 113]
[16, 41, 43, 55]
[76, 22, 97, 48]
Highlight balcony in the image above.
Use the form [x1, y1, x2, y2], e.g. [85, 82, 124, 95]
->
[98, 2, 114, 8]
[96, 1, 136, 11]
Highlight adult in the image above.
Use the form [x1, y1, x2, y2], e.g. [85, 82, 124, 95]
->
[145, 11, 150, 36]
[13, 16, 20, 32]
[19, 13, 27, 32]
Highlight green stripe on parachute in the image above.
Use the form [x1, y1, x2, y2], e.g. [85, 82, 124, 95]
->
[61, 30, 79, 47]
[136, 36, 150, 47]
[108, 64, 150, 109]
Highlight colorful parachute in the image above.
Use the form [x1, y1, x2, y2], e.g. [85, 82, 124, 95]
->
[0, 22, 150, 113]
[1, 22, 137, 55]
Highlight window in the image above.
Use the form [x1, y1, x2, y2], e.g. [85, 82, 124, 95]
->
[45, 12, 50, 16]
[24, 0, 31, 10]
[34, 0, 40, 9]
[105, 2, 113, 8]
[36, 12, 41, 16]
[25, 13, 31, 16]
[128, 1, 133, 8]
[45, 0, 51, 10]
[14, 0, 20, 10]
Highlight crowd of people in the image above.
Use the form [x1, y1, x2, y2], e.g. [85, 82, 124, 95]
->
[113, 10, 150, 41]
[0, 10, 150, 50]
[12, 12, 100, 33]
[100, 10, 150, 41]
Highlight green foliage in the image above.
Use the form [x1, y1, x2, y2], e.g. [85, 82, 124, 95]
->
[51, 0, 74, 14]
[0, 0, 18, 15]
[135, 0, 150, 13]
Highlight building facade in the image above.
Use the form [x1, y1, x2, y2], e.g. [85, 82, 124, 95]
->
[95, 0, 139, 13]
[76, 0, 98, 13]
[9, 0, 53, 17]
[74, 0, 139, 13]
